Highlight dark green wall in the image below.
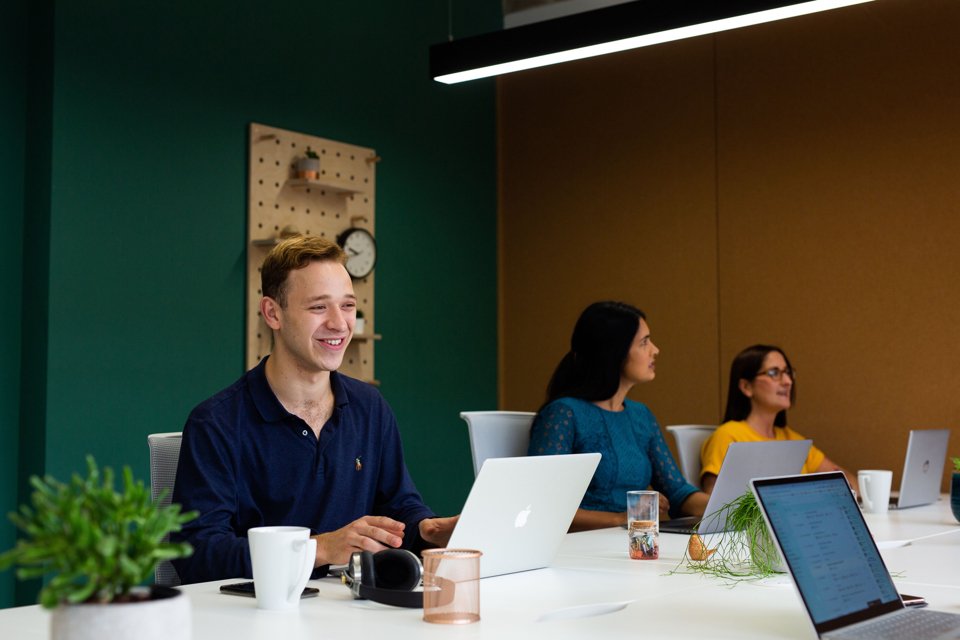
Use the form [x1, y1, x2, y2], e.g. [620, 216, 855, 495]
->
[1, 0, 28, 611]
[3, 1, 499, 608]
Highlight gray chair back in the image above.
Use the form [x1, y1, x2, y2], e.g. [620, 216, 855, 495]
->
[459, 411, 536, 477]
[664, 424, 718, 487]
[148, 432, 183, 587]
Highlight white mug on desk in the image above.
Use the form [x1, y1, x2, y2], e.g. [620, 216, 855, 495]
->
[248, 526, 316, 611]
[858, 470, 893, 515]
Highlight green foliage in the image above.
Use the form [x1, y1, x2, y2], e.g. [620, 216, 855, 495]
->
[672, 490, 781, 583]
[304, 146, 319, 159]
[952, 457, 960, 472]
[0, 456, 197, 608]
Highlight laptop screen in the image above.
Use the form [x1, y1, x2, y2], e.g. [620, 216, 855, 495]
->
[697, 440, 811, 534]
[752, 473, 903, 634]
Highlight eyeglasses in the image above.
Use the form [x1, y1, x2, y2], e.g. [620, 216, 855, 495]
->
[755, 367, 795, 381]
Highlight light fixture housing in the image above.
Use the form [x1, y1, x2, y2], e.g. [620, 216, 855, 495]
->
[430, 0, 874, 84]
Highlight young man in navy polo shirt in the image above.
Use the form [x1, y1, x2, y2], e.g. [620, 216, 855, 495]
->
[172, 236, 456, 584]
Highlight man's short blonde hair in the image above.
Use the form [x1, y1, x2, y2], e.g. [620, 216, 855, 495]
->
[261, 235, 346, 307]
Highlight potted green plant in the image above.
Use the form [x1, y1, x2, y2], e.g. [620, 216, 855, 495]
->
[0, 456, 197, 640]
[296, 146, 320, 179]
[950, 457, 960, 523]
[675, 490, 783, 582]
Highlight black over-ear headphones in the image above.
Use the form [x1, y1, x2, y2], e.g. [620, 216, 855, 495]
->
[341, 549, 424, 608]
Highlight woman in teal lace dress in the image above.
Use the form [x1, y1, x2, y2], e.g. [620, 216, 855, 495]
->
[528, 301, 708, 531]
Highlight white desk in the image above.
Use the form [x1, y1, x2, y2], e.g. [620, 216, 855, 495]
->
[3, 498, 959, 639]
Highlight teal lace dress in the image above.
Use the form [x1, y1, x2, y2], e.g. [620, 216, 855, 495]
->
[528, 397, 697, 516]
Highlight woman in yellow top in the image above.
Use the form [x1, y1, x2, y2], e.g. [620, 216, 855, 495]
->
[700, 344, 854, 493]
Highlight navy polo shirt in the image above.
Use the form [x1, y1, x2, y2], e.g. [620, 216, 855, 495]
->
[171, 357, 435, 584]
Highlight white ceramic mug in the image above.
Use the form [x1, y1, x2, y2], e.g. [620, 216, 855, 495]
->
[858, 470, 893, 515]
[248, 526, 317, 611]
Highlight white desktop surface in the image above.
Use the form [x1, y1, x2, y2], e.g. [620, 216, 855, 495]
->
[3, 498, 959, 639]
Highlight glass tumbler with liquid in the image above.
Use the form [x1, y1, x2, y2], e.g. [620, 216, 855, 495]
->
[627, 490, 659, 560]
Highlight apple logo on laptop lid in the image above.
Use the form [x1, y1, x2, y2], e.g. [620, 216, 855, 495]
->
[514, 505, 532, 528]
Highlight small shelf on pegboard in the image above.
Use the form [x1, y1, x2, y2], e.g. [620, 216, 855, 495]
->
[286, 177, 363, 195]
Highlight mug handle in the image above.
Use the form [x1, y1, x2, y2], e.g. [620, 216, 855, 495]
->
[288, 538, 318, 605]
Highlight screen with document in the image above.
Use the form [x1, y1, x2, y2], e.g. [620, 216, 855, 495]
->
[754, 474, 900, 625]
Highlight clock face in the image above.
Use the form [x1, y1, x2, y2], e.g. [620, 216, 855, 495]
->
[339, 228, 376, 279]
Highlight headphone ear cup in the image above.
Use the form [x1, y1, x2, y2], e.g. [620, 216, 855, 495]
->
[371, 549, 422, 591]
[358, 550, 377, 587]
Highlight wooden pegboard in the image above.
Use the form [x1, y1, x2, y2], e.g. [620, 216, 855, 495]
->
[247, 123, 379, 383]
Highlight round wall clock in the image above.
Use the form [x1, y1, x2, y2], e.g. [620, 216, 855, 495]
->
[336, 227, 377, 279]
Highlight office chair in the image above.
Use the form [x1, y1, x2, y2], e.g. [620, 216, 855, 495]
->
[459, 411, 536, 477]
[664, 424, 717, 487]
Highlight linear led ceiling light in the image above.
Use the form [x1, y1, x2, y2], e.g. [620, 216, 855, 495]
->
[430, 0, 875, 84]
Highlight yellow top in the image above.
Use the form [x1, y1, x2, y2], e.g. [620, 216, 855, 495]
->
[699, 420, 826, 480]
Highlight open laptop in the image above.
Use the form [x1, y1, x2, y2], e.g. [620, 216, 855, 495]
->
[660, 440, 811, 534]
[751, 472, 960, 639]
[445, 453, 601, 578]
[889, 429, 950, 509]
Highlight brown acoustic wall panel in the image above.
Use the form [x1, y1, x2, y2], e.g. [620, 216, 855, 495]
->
[499, 0, 960, 489]
[715, 0, 960, 484]
[499, 37, 721, 426]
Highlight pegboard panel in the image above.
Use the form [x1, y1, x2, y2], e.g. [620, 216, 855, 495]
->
[247, 123, 379, 383]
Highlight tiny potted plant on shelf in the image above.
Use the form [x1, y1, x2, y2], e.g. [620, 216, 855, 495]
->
[355, 309, 365, 335]
[296, 146, 320, 180]
[950, 457, 960, 523]
[674, 490, 783, 583]
[0, 456, 197, 640]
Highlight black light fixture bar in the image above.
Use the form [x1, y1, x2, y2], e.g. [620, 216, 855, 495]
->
[430, 0, 873, 84]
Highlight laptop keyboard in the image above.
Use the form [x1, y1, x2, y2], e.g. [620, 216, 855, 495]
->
[826, 609, 960, 640]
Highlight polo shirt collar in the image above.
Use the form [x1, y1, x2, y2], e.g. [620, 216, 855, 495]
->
[249, 356, 351, 423]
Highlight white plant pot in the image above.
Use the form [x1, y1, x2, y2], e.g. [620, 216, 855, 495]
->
[749, 537, 787, 573]
[355, 318, 365, 335]
[51, 586, 190, 640]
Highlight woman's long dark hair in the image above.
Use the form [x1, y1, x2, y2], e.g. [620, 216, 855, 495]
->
[545, 301, 645, 405]
[722, 344, 796, 427]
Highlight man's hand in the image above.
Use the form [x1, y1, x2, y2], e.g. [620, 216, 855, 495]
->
[418, 515, 459, 548]
[312, 516, 406, 566]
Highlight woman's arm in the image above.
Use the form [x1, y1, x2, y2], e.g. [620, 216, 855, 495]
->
[569, 508, 626, 532]
[569, 493, 702, 531]
[527, 402, 575, 456]
[678, 490, 709, 518]
[816, 457, 857, 493]
[644, 412, 702, 518]
[701, 473, 717, 494]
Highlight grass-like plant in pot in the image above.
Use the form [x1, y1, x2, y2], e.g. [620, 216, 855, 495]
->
[0, 456, 197, 640]
[673, 490, 783, 583]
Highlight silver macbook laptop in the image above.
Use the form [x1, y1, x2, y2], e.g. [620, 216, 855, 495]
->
[751, 472, 960, 640]
[446, 453, 601, 578]
[660, 440, 811, 534]
[891, 429, 950, 509]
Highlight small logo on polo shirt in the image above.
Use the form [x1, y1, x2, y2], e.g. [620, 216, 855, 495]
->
[355, 457, 362, 471]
